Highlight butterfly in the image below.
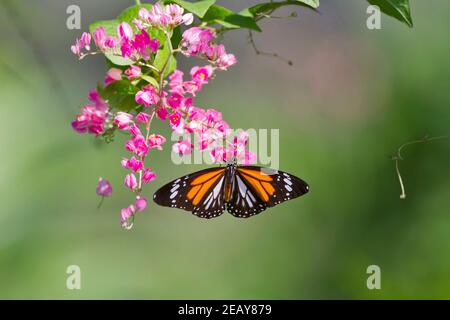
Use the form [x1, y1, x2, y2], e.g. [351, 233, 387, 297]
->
[153, 162, 309, 219]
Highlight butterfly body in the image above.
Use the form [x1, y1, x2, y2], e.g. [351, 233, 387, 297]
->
[153, 164, 309, 219]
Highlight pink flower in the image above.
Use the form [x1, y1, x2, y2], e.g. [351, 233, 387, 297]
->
[181, 27, 215, 56]
[132, 30, 159, 60]
[135, 196, 147, 212]
[216, 52, 237, 70]
[136, 112, 151, 124]
[148, 134, 166, 150]
[121, 39, 134, 59]
[205, 109, 222, 125]
[183, 80, 201, 96]
[135, 85, 160, 107]
[128, 123, 142, 136]
[72, 105, 106, 135]
[164, 4, 194, 26]
[114, 112, 133, 130]
[210, 146, 228, 163]
[118, 22, 133, 40]
[169, 70, 185, 95]
[93, 27, 107, 51]
[139, 7, 151, 21]
[173, 139, 193, 155]
[147, 3, 168, 25]
[105, 68, 122, 85]
[182, 13, 194, 25]
[156, 107, 169, 120]
[240, 150, 257, 165]
[142, 168, 156, 183]
[169, 112, 182, 127]
[167, 93, 183, 109]
[88, 89, 108, 111]
[120, 205, 135, 229]
[71, 32, 92, 57]
[104, 37, 117, 48]
[124, 173, 138, 190]
[123, 156, 144, 172]
[191, 65, 213, 85]
[124, 65, 142, 80]
[125, 135, 149, 157]
[96, 178, 112, 197]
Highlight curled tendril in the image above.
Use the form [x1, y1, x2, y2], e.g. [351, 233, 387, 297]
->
[392, 134, 449, 199]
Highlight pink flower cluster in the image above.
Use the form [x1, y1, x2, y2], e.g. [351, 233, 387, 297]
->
[181, 27, 237, 70]
[135, 3, 194, 29]
[71, 3, 253, 229]
[118, 23, 160, 61]
[113, 111, 166, 228]
[71, 89, 109, 135]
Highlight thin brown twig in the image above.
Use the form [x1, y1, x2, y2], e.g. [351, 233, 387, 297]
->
[392, 134, 449, 199]
[248, 30, 293, 66]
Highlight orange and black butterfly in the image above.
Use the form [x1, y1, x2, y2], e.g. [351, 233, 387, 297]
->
[153, 162, 309, 218]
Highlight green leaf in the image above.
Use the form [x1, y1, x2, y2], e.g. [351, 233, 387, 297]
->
[154, 42, 177, 78]
[104, 80, 139, 96]
[171, 26, 182, 50]
[105, 53, 134, 66]
[89, 19, 119, 37]
[108, 94, 138, 112]
[203, 5, 262, 32]
[101, 80, 139, 111]
[240, 0, 319, 18]
[296, 0, 320, 8]
[116, 4, 154, 26]
[367, 0, 413, 27]
[164, 0, 216, 18]
[141, 75, 160, 89]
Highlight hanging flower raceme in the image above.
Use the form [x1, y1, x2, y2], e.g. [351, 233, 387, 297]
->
[70, 2, 253, 230]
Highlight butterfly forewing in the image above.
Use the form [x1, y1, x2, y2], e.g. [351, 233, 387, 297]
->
[153, 167, 227, 219]
[236, 166, 309, 209]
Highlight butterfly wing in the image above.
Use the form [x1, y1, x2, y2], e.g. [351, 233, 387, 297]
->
[153, 167, 227, 219]
[226, 166, 309, 217]
[226, 171, 268, 218]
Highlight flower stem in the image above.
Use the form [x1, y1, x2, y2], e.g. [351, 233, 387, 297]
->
[135, 0, 141, 5]
[97, 196, 105, 209]
[159, 30, 174, 92]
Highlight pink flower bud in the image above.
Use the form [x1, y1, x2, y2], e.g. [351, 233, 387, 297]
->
[105, 68, 122, 85]
[93, 27, 107, 51]
[117, 22, 133, 40]
[148, 134, 166, 150]
[173, 139, 193, 156]
[135, 196, 147, 212]
[128, 123, 142, 136]
[182, 13, 194, 25]
[104, 36, 117, 48]
[136, 112, 151, 124]
[124, 65, 142, 80]
[114, 112, 133, 130]
[80, 32, 92, 50]
[96, 178, 112, 197]
[124, 173, 138, 190]
[120, 205, 135, 229]
[142, 168, 156, 184]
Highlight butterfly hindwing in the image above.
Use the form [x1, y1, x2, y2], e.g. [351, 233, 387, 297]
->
[153, 167, 226, 219]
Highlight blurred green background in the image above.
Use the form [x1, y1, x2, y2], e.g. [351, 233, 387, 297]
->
[0, 0, 449, 299]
